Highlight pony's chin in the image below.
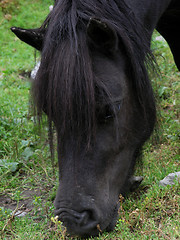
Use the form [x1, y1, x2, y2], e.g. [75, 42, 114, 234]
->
[103, 205, 119, 233]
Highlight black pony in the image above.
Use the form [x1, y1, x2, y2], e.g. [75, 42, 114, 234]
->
[11, 0, 180, 237]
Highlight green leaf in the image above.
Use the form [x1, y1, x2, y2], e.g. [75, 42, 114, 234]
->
[0, 159, 23, 173]
[21, 147, 34, 160]
[158, 86, 167, 98]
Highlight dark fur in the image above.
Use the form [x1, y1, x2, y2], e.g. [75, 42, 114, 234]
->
[33, 0, 156, 149]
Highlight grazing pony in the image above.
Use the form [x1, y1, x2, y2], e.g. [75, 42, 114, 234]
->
[11, 0, 180, 237]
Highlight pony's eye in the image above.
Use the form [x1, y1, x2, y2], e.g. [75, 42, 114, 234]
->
[96, 105, 113, 123]
[97, 103, 121, 124]
[104, 106, 114, 120]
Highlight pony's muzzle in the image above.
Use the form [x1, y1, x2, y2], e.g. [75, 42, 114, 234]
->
[56, 208, 100, 237]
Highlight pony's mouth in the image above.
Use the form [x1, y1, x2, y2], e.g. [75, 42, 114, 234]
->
[55, 204, 119, 237]
[55, 207, 99, 237]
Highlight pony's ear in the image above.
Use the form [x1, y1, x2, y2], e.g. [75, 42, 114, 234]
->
[87, 18, 118, 52]
[11, 27, 45, 51]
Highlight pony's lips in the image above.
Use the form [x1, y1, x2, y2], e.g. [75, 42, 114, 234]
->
[55, 208, 100, 237]
[54, 203, 119, 237]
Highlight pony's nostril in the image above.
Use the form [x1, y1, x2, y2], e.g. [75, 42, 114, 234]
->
[58, 209, 99, 236]
[60, 210, 94, 226]
[78, 211, 89, 225]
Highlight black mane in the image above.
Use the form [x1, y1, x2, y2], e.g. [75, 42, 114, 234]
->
[33, 0, 156, 148]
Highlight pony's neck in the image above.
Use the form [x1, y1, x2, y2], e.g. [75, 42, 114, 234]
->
[126, 0, 172, 37]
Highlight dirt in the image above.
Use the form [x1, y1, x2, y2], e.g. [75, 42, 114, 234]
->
[0, 187, 51, 213]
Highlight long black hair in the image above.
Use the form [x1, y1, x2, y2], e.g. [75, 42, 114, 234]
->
[33, 0, 156, 149]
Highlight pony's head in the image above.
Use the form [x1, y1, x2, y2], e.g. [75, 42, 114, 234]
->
[11, 0, 156, 237]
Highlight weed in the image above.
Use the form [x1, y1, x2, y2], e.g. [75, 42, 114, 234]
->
[0, 0, 20, 15]
[51, 216, 67, 240]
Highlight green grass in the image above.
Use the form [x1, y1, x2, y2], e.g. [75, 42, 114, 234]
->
[0, 1, 179, 239]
